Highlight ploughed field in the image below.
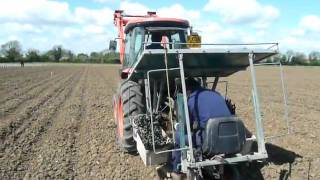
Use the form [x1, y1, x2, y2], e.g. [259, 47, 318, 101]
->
[0, 64, 319, 179]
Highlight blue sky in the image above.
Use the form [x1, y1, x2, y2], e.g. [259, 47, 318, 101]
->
[0, 0, 319, 54]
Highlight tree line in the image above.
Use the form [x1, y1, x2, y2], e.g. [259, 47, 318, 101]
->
[264, 50, 320, 66]
[0, 40, 120, 64]
[1, 40, 320, 66]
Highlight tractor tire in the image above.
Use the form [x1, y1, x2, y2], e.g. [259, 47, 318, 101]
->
[116, 80, 144, 153]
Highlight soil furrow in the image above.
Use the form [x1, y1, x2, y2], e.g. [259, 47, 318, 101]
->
[0, 68, 67, 105]
[0, 68, 82, 179]
[0, 67, 53, 84]
[0, 67, 72, 95]
[23, 67, 88, 179]
[74, 67, 157, 179]
[0, 71, 68, 115]
[0, 69, 80, 146]
[74, 68, 110, 179]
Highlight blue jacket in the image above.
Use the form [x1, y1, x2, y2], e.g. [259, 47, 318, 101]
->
[171, 89, 232, 172]
[188, 88, 231, 129]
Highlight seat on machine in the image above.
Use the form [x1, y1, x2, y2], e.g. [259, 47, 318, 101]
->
[202, 116, 246, 157]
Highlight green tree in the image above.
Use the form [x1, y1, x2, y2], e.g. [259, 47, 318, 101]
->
[90, 52, 100, 63]
[0, 50, 4, 62]
[40, 53, 51, 62]
[51, 45, 63, 62]
[292, 52, 307, 65]
[77, 53, 89, 63]
[103, 52, 120, 64]
[286, 50, 295, 64]
[66, 50, 74, 62]
[309, 51, 320, 62]
[1, 40, 22, 62]
[25, 49, 40, 62]
[279, 54, 287, 64]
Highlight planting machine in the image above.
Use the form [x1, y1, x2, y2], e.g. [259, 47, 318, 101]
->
[112, 10, 286, 179]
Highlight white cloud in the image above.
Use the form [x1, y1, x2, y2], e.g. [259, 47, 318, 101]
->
[0, 0, 73, 25]
[93, 0, 117, 3]
[197, 22, 226, 42]
[275, 15, 320, 52]
[286, 15, 320, 38]
[119, 2, 200, 21]
[193, 20, 284, 50]
[3, 0, 317, 54]
[290, 28, 305, 36]
[7, 35, 19, 41]
[118, 2, 201, 23]
[158, 4, 200, 21]
[0, 0, 113, 26]
[194, 21, 245, 44]
[74, 7, 113, 26]
[0, 0, 116, 53]
[2, 23, 42, 33]
[119, 1, 150, 15]
[61, 25, 110, 38]
[62, 27, 82, 39]
[84, 25, 105, 34]
[204, 0, 279, 28]
[299, 15, 320, 33]
[280, 36, 320, 52]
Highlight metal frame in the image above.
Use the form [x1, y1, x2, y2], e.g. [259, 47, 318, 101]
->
[142, 42, 279, 55]
[178, 53, 195, 162]
[180, 53, 269, 171]
[130, 43, 280, 177]
[248, 53, 267, 154]
[146, 68, 190, 154]
[145, 53, 197, 161]
[254, 62, 291, 140]
[141, 51, 272, 173]
[183, 153, 268, 169]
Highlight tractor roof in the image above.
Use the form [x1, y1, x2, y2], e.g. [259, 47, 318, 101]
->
[128, 45, 278, 79]
[124, 17, 189, 33]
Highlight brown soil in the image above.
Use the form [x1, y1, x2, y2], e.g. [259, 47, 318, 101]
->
[0, 65, 319, 180]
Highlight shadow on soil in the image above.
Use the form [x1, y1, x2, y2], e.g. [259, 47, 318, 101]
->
[249, 142, 303, 180]
[156, 142, 302, 180]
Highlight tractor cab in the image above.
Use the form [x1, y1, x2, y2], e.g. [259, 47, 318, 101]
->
[121, 19, 189, 68]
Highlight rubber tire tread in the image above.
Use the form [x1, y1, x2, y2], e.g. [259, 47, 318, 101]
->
[120, 80, 144, 153]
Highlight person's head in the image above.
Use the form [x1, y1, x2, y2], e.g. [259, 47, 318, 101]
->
[151, 32, 162, 42]
[185, 78, 201, 96]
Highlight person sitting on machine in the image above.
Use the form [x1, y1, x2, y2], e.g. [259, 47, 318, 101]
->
[170, 78, 233, 177]
[146, 32, 164, 49]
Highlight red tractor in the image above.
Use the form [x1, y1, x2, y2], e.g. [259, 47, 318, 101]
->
[112, 10, 280, 179]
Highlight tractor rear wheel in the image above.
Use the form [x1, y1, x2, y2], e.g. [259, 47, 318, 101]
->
[116, 80, 144, 153]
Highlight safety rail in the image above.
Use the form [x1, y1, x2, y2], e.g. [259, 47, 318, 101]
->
[141, 42, 279, 52]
